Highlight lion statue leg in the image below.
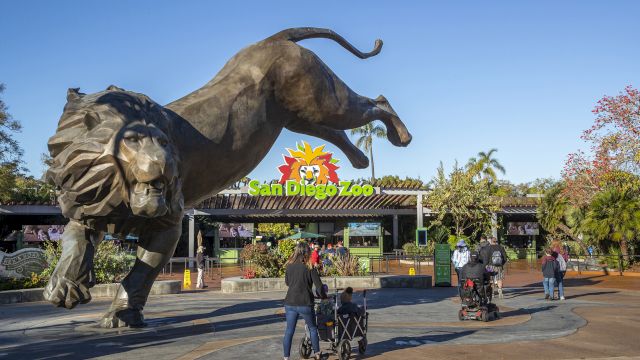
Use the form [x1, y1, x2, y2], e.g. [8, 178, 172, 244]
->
[100, 224, 181, 328]
[44, 220, 103, 309]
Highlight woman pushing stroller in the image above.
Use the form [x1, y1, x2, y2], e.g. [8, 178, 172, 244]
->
[283, 243, 327, 360]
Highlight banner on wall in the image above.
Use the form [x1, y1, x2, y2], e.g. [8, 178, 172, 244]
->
[347, 223, 381, 237]
[22, 225, 65, 242]
[219, 223, 254, 238]
[507, 222, 540, 236]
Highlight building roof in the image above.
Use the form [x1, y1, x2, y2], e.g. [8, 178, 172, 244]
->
[1, 188, 540, 216]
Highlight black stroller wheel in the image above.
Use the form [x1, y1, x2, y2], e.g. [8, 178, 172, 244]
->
[358, 337, 367, 354]
[338, 339, 351, 360]
[458, 309, 465, 321]
[299, 337, 312, 359]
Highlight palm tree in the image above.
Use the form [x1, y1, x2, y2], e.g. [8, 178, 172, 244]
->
[467, 148, 506, 182]
[581, 187, 640, 258]
[537, 183, 589, 253]
[351, 122, 387, 181]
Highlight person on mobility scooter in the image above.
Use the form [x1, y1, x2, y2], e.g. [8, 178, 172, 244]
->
[458, 251, 500, 322]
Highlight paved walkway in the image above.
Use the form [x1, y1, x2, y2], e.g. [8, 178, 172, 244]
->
[1, 275, 640, 360]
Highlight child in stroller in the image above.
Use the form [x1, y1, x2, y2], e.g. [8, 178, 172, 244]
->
[300, 285, 368, 360]
[458, 251, 499, 321]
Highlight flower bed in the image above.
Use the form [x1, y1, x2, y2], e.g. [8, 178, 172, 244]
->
[240, 240, 367, 279]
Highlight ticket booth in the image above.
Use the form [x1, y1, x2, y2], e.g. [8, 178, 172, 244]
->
[214, 223, 254, 264]
[341, 222, 384, 258]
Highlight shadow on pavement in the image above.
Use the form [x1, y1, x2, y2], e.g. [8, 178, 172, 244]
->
[366, 330, 476, 356]
[499, 304, 556, 318]
[360, 288, 458, 310]
[1, 298, 287, 360]
[565, 291, 618, 300]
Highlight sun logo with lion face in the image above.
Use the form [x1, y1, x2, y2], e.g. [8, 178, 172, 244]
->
[278, 141, 340, 185]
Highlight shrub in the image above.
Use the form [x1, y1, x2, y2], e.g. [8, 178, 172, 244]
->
[93, 241, 135, 283]
[240, 243, 286, 278]
[277, 239, 297, 260]
[243, 269, 256, 279]
[430, 226, 450, 244]
[0, 273, 47, 291]
[326, 254, 365, 277]
[402, 242, 434, 257]
[40, 240, 134, 285]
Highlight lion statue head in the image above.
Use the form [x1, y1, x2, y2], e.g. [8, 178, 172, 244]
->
[47, 86, 183, 232]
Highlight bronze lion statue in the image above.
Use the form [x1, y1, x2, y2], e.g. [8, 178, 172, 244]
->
[44, 27, 412, 328]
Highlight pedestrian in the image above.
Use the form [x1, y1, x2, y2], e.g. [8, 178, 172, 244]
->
[480, 237, 508, 298]
[460, 251, 489, 283]
[555, 248, 567, 300]
[336, 240, 348, 257]
[311, 243, 320, 267]
[541, 248, 559, 300]
[283, 242, 327, 360]
[477, 236, 489, 251]
[451, 239, 470, 286]
[196, 246, 207, 289]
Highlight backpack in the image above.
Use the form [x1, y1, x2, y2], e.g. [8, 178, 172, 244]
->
[557, 254, 567, 271]
[491, 250, 503, 266]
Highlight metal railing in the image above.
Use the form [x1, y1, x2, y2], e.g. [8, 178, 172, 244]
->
[522, 251, 640, 276]
[162, 256, 232, 278]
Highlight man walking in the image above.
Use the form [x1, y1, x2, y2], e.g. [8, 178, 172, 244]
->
[480, 237, 507, 298]
[196, 246, 207, 289]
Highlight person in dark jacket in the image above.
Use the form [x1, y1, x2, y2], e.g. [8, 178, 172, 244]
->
[338, 287, 364, 316]
[283, 242, 326, 360]
[541, 248, 559, 300]
[480, 237, 508, 298]
[460, 252, 489, 282]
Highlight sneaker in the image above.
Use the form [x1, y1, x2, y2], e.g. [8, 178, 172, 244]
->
[498, 288, 503, 299]
[545, 294, 550, 300]
[560, 296, 565, 300]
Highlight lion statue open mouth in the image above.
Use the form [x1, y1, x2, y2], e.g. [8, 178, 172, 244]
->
[47, 87, 183, 229]
[44, 27, 412, 328]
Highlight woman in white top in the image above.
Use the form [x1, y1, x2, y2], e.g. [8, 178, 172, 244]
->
[452, 239, 470, 285]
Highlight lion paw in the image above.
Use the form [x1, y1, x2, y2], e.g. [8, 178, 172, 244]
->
[43, 275, 92, 309]
[100, 308, 146, 328]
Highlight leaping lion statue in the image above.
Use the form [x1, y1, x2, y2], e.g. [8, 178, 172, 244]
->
[44, 27, 412, 328]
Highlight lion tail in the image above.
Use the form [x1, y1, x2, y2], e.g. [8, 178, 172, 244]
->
[267, 27, 382, 59]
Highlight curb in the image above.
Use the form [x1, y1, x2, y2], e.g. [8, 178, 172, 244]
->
[221, 275, 432, 293]
[0, 280, 182, 305]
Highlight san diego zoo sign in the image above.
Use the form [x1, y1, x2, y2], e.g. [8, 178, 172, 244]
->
[248, 141, 374, 200]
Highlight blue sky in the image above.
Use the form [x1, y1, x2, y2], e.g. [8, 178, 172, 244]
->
[1, 1, 639, 184]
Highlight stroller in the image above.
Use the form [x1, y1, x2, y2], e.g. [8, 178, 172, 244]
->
[299, 288, 369, 360]
[458, 278, 499, 322]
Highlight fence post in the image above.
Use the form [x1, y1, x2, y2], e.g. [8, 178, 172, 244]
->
[618, 254, 624, 276]
[577, 255, 581, 275]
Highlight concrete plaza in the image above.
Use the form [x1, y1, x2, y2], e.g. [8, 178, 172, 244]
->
[1, 274, 640, 360]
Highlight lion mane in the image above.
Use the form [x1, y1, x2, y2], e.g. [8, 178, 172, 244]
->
[46, 86, 183, 233]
